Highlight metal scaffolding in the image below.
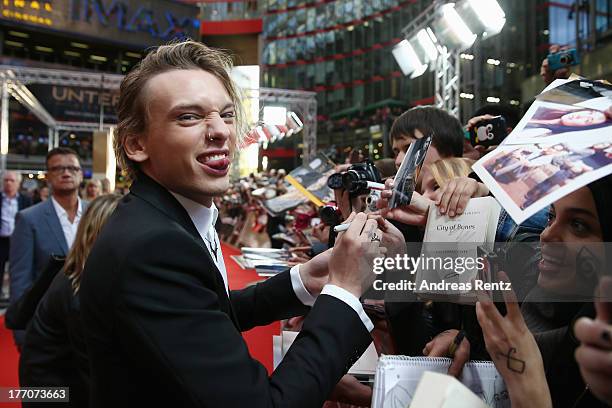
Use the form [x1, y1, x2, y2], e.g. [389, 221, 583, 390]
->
[434, 48, 461, 118]
[0, 66, 317, 172]
[257, 87, 318, 163]
[399, 0, 460, 117]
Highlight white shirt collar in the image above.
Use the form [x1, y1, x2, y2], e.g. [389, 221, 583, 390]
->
[170, 192, 218, 240]
[51, 196, 83, 221]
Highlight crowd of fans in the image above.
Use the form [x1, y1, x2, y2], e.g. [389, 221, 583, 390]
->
[0, 41, 610, 408]
[209, 65, 612, 408]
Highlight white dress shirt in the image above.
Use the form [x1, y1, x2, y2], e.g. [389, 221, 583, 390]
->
[51, 196, 83, 248]
[171, 192, 373, 332]
[0, 193, 19, 237]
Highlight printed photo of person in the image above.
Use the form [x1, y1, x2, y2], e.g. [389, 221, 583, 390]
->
[513, 105, 611, 141]
[481, 141, 612, 210]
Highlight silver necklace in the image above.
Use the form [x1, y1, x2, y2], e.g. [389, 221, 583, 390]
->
[205, 233, 218, 262]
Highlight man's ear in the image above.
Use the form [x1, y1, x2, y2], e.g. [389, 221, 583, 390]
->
[124, 134, 149, 163]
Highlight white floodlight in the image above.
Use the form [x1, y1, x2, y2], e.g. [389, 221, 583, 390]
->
[255, 125, 267, 143]
[410, 63, 428, 79]
[487, 96, 500, 103]
[263, 106, 287, 126]
[460, 92, 475, 99]
[460, 0, 506, 37]
[392, 40, 427, 77]
[410, 28, 439, 64]
[264, 123, 281, 142]
[288, 111, 303, 128]
[432, 3, 476, 51]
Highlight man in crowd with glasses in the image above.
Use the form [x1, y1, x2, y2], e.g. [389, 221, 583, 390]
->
[8, 147, 85, 347]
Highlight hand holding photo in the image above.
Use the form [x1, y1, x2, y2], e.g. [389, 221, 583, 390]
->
[389, 132, 433, 209]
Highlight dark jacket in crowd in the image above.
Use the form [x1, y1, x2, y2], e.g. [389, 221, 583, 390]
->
[19, 271, 89, 408]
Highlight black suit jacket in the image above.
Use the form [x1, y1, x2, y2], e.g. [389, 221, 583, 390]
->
[4, 256, 66, 330]
[80, 173, 371, 408]
[19, 272, 89, 408]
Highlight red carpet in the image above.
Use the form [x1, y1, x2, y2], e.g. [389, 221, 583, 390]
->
[0, 243, 278, 405]
[0, 315, 20, 408]
[221, 243, 280, 374]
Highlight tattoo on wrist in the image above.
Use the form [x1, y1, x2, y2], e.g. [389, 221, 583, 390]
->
[497, 347, 526, 374]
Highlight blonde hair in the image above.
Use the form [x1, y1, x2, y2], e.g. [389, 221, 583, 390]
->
[64, 194, 121, 294]
[429, 157, 475, 187]
[114, 40, 247, 182]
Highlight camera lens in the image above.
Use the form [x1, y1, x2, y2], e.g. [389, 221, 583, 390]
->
[342, 171, 361, 193]
[327, 173, 344, 190]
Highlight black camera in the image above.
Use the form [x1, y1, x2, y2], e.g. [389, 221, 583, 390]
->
[342, 161, 382, 196]
[326, 160, 381, 197]
[319, 204, 343, 226]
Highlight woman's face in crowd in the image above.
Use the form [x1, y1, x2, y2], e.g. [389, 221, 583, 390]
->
[560, 110, 607, 127]
[538, 187, 605, 295]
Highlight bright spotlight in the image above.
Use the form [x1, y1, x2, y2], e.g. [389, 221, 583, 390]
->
[410, 63, 428, 79]
[410, 28, 439, 64]
[287, 111, 303, 132]
[432, 3, 476, 51]
[263, 106, 287, 126]
[392, 39, 426, 76]
[460, 0, 506, 37]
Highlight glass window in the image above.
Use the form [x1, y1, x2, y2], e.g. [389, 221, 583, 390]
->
[335, 2, 344, 22]
[354, 0, 363, 20]
[315, 62, 325, 84]
[287, 15, 297, 34]
[316, 4, 326, 28]
[305, 37, 316, 59]
[306, 8, 316, 32]
[315, 33, 326, 53]
[364, 1, 372, 17]
[296, 9, 306, 34]
[354, 85, 364, 106]
[325, 30, 336, 54]
[268, 42, 277, 65]
[326, 3, 335, 27]
[344, 1, 354, 24]
[262, 43, 271, 65]
[277, 39, 287, 64]
[287, 39, 297, 62]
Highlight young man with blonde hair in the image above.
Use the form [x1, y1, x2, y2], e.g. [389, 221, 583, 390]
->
[81, 40, 385, 407]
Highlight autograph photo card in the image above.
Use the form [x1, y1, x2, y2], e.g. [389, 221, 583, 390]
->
[474, 79, 612, 224]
